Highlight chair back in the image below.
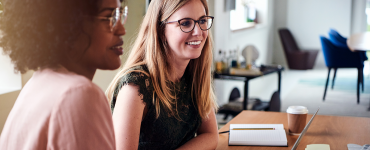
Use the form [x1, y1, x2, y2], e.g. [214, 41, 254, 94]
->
[278, 28, 300, 53]
[229, 87, 240, 102]
[328, 29, 348, 48]
[267, 91, 280, 112]
[328, 29, 368, 61]
[320, 36, 363, 68]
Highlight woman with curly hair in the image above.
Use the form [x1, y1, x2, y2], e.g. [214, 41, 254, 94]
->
[106, 0, 218, 149]
[0, 0, 126, 149]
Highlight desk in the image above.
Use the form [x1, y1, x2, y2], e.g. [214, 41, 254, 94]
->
[216, 111, 370, 150]
[214, 66, 284, 110]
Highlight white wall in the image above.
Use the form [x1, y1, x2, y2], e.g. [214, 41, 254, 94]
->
[351, 0, 367, 34]
[212, 0, 276, 105]
[273, 0, 354, 69]
[213, 0, 273, 66]
[0, 49, 21, 95]
[272, 0, 288, 67]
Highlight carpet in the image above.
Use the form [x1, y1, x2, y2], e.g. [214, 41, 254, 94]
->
[299, 77, 370, 94]
[281, 69, 370, 118]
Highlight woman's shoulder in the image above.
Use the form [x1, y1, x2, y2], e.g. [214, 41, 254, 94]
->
[23, 67, 110, 123]
[114, 65, 153, 98]
[125, 65, 150, 76]
[111, 65, 153, 112]
[55, 71, 107, 108]
[127, 65, 148, 72]
[119, 65, 151, 86]
[32, 67, 103, 94]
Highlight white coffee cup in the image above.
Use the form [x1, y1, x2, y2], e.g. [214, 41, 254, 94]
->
[286, 106, 308, 135]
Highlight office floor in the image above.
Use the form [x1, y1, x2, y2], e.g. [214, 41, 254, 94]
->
[216, 62, 370, 128]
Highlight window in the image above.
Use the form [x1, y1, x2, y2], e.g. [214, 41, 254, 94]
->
[230, 0, 256, 30]
[229, 0, 268, 31]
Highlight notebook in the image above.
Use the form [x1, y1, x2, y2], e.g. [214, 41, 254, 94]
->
[228, 124, 287, 146]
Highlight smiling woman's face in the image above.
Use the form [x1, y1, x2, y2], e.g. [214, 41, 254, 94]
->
[164, 0, 208, 62]
[73, 0, 126, 71]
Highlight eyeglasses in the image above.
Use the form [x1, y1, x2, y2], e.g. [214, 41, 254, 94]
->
[166, 16, 214, 33]
[95, 6, 128, 31]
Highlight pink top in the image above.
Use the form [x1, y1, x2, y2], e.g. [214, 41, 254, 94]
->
[0, 67, 115, 150]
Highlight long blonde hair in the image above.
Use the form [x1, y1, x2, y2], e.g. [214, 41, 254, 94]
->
[106, 0, 217, 119]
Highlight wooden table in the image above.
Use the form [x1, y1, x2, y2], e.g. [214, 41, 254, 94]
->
[216, 111, 370, 150]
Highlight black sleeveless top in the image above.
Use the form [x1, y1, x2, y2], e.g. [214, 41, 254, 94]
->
[111, 65, 202, 150]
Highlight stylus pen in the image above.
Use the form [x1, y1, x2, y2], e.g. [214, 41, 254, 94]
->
[232, 128, 275, 130]
[291, 107, 320, 150]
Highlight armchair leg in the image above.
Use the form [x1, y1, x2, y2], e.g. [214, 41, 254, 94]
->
[331, 68, 337, 89]
[357, 67, 361, 104]
[362, 70, 364, 92]
[323, 68, 331, 101]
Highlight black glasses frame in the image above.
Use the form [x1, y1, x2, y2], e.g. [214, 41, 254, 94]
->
[166, 16, 214, 33]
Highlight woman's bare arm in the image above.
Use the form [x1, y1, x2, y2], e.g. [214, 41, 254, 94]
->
[176, 109, 219, 150]
[112, 84, 146, 150]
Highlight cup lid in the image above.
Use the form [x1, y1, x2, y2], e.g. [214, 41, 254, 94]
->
[286, 106, 308, 114]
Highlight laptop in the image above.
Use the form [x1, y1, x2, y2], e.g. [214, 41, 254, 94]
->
[291, 107, 320, 150]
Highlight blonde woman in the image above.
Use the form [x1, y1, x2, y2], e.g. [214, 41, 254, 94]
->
[106, 0, 218, 149]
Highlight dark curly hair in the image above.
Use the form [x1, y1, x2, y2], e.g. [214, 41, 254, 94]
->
[0, 0, 103, 73]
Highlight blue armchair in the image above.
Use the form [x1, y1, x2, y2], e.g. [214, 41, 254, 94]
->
[328, 29, 367, 61]
[320, 36, 364, 104]
[328, 29, 367, 92]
